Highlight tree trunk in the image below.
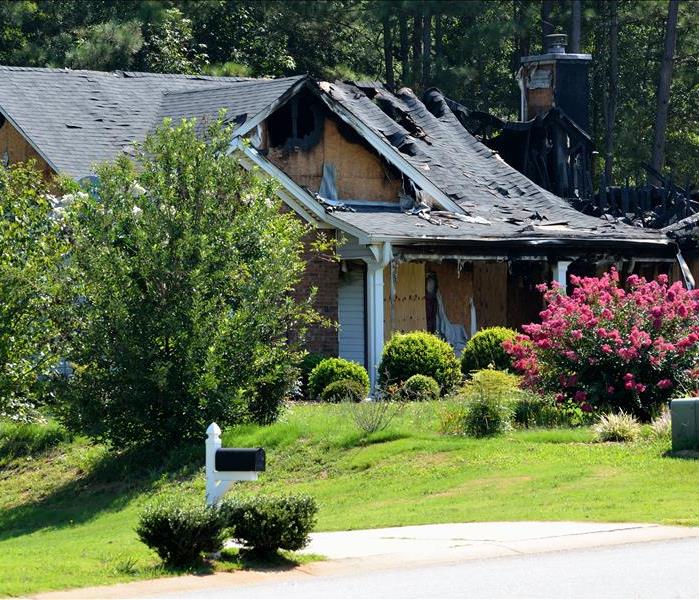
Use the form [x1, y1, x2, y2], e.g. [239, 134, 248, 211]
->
[434, 13, 443, 78]
[383, 14, 395, 90]
[541, 0, 554, 50]
[650, 0, 680, 182]
[603, 0, 618, 185]
[569, 0, 581, 53]
[412, 8, 423, 90]
[399, 10, 409, 86]
[422, 9, 431, 88]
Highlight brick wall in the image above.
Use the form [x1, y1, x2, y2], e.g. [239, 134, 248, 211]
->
[294, 228, 340, 356]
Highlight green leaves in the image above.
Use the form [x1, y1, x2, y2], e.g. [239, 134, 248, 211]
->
[56, 117, 317, 447]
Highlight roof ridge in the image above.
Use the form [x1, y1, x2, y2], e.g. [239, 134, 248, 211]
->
[161, 75, 306, 97]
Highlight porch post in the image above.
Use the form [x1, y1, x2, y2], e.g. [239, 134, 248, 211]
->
[364, 242, 391, 393]
[366, 262, 385, 392]
[552, 260, 572, 291]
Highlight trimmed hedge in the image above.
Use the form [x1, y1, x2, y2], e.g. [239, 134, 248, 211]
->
[223, 494, 318, 555]
[399, 374, 440, 402]
[378, 331, 461, 393]
[321, 379, 366, 403]
[308, 358, 369, 401]
[136, 498, 228, 567]
[299, 352, 326, 399]
[461, 327, 517, 375]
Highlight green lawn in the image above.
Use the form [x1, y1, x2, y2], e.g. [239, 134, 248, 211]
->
[1, 402, 699, 596]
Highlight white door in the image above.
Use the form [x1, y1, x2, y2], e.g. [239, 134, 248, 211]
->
[338, 265, 366, 368]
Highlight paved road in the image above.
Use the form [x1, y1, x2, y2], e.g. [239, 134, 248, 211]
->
[156, 538, 699, 599]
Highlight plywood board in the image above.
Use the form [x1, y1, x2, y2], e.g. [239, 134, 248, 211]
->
[0, 120, 53, 178]
[384, 262, 426, 339]
[427, 262, 472, 333]
[266, 116, 400, 202]
[473, 262, 508, 329]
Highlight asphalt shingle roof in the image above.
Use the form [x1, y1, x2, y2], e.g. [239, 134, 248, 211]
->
[0, 66, 303, 179]
[320, 82, 668, 246]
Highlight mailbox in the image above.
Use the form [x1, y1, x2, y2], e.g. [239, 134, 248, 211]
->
[205, 423, 266, 506]
[215, 448, 265, 472]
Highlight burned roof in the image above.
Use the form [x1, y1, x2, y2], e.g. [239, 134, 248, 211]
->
[0, 66, 303, 178]
[314, 81, 668, 248]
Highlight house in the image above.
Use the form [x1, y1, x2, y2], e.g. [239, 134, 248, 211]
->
[0, 61, 680, 389]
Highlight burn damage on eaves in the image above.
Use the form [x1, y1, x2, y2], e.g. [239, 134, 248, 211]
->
[314, 80, 669, 249]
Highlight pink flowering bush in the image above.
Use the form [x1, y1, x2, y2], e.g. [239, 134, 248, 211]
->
[504, 268, 699, 420]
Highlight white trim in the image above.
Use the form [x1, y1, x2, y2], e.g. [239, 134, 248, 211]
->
[363, 242, 392, 392]
[553, 260, 572, 290]
[313, 89, 465, 215]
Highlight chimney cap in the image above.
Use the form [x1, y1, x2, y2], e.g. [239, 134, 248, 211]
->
[545, 33, 568, 54]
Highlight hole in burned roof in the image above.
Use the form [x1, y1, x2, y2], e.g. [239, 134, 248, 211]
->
[374, 95, 428, 142]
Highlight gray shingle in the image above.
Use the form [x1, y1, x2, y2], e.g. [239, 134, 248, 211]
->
[0, 66, 303, 179]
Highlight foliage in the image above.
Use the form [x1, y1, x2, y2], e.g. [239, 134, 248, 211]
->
[7, 401, 699, 596]
[142, 7, 208, 74]
[347, 398, 403, 435]
[0, 162, 70, 421]
[511, 392, 561, 429]
[298, 352, 326, 399]
[308, 358, 369, 401]
[439, 369, 517, 437]
[55, 117, 318, 447]
[136, 497, 228, 567]
[0, 419, 70, 464]
[378, 331, 462, 393]
[223, 494, 317, 555]
[593, 411, 642, 443]
[505, 269, 699, 421]
[461, 327, 517, 375]
[321, 379, 366, 403]
[399, 374, 441, 402]
[650, 405, 672, 439]
[66, 20, 144, 71]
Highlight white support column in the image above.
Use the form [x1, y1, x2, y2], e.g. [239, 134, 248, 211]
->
[364, 242, 391, 394]
[552, 260, 572, 292]
[366, 262, 385, 394]
[205, 422, 223, 506]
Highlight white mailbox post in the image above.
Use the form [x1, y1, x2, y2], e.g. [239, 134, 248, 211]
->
[205, 422, 265, 506]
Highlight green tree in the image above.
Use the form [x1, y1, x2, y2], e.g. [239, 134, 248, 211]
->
[0, 162, 69, 421]
[56, 116, 318, 447]
[66, 20, 143, 71]
[142, 7, 208, 74]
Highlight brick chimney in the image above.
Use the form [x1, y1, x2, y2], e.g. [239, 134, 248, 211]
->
[519, 33, 592, 132]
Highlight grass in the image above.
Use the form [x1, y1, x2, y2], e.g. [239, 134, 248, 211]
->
[1, 401, 698, 596]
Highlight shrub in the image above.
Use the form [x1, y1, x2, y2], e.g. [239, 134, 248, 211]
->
[308, 358, 369, 401]
[511, 392, 561, 429]
[321, 379, 366, 403]
[378, 331, 461, 393]
[462, 395, 513, 438]
[461, 327, 518, 375]
[0, 420, 71, 464]
[55, 117, 322, 447]
[223, 494, 317, 555]
[505, 269, 699, 421]
[650, 405, 671, 439]
[0, 162, 71, 421]
[438, 369, 516, 437]
[137, 498, 229, 567]
[400, 374, 441, 402]
[593, 412, 641, 442]
[348, 399, 403, 434]
[299, 353, 326, 399]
